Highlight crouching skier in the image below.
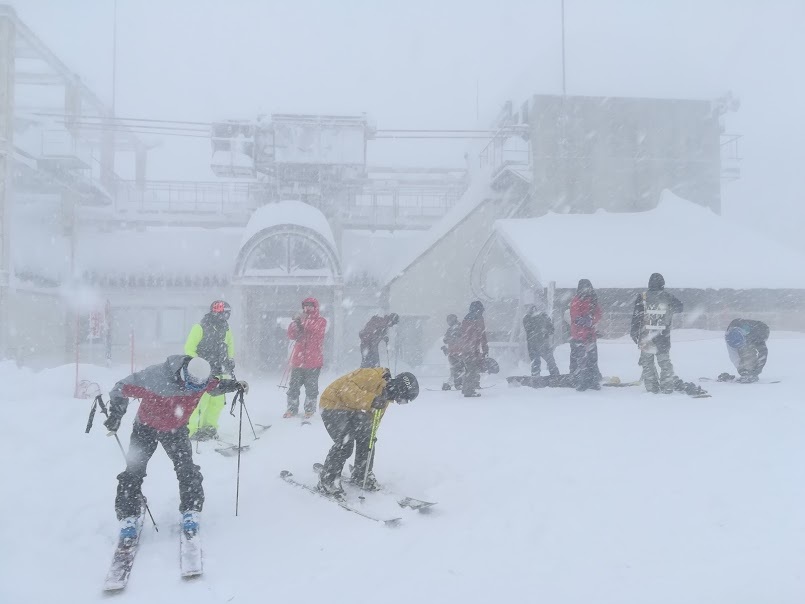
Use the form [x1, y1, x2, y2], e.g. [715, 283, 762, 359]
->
[724, 318, 770, 383]
[317, 368, 419, 497]
[103, 355, 248, 542]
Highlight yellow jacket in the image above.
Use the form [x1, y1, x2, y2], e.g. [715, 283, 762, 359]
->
[319, 368, 390, 412]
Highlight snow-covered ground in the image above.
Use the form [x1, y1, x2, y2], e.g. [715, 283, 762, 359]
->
[2, 330, 804, 603]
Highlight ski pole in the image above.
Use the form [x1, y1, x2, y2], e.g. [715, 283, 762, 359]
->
[229, 387, 258, 439]
[234, 388, 245, 516]
[362, 409, 382, 491]
[86, 395, 159, 532]
[277, 344, 293, 390]
[383, 341, 390, 368]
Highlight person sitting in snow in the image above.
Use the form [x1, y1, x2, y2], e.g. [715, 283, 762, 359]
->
[317, 368, 419, 496]
[359, 313, 399, 368]
[523, 304, 559, 378]
[103, 355, 247, 542]
[630, 272, 683, 393]
[569, 280, 603, 391]
[722, 318, 770, 383]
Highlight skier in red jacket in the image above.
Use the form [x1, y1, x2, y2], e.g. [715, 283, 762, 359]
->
[285, 297, 327, 418]
[455, 301, 489, 397]
[569, 279, 602, 391]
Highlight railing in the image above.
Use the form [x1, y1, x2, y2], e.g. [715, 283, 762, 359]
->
[720, 133, 742, 182]
[343, 185, 464, 229]
[479, 126, 531, 174]
[115, 180, 267, 216]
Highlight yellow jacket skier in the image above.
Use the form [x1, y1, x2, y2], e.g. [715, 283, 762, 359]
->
[317, 367, 419, 496]
[186, 300, 235, 440]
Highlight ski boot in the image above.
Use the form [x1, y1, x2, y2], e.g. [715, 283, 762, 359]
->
[190, 426, 217, 441]
[352, 471, 381, 491]
[441, 382, 452, 391]
[317, 477, 345, 498]
[303, 411, 315, 420]
[737, 374, 759, 384]
[283, 410, 298, 418]
[181, 511, 200, 538]
[118, 516, 140, 546]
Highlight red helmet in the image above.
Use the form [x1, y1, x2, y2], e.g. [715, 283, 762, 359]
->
[210, 300, 231, 318]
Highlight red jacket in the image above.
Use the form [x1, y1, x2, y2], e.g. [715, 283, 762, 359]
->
[288, 297, 327, 369]
[455, 316, 489, 360]
[570, 295, 601, 342]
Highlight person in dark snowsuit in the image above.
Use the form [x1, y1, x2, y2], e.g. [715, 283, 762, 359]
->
[455, 301, 488, 397]
[630, 273, 683, 393]
[359, 313, 399, 368]
[185, 300, 236, 440]
[285, 297, 327, 418]
[441, 314, 464, 390]
[522, 305, 559, 377]
[724, 318, 770, 382]
[569, 280, 602, 391]
[103, 355, 247, 539]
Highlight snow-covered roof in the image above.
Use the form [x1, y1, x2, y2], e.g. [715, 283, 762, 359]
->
[493, 190, 805, 290]
[341, 229, 426, 284]
[383, 167, 494, 286]
[241, 200, 336, 250]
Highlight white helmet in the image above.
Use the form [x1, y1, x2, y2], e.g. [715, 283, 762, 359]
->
[184, 357, 212, 389]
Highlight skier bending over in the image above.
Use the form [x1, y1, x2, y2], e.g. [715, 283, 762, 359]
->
[630, 272, 683, 393]
[724, 318, 770, 382]
[103, 355, 248, 541]
[317, 368, 419, 496]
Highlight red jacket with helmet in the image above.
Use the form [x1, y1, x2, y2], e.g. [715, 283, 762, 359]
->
[570, 295, 601, 342]
[288, 297, 327, 369]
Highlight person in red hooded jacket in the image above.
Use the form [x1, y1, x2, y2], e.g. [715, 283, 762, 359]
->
[455, 301, 488, 397]
[569, 279, 602, 391]
[285, 297, 327, 418]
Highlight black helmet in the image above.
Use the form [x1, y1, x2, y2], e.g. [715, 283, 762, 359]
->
[210, 300, 231, 319]
[388, 372, 419, 403]
[446, 314, 458, 326]
[387, 312, 400, 326]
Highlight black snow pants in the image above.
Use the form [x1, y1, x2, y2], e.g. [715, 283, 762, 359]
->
[115, 421, 203, 520]
[570, 339, 601, 389]
[360, 343, 381, 368]
[287, 367, 321, 413]
[528, 341, 559, 377]
[320, 409, 375, 485]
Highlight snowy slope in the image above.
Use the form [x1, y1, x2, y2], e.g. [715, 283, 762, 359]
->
[1, 331, 805, 603]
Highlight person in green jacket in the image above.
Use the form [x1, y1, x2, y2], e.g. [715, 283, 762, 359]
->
[186, 300, 235, 440]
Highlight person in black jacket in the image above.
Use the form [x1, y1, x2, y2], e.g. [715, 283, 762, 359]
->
[630, 273, 683, 393]
[724, 318, 770, 382]
[522, 305, 559, 377]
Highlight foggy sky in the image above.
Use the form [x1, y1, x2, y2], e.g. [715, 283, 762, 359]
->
[9, 0, 805, 250]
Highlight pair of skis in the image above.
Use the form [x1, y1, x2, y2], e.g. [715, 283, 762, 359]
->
[279, 464, 436, 527]
[103, 516, 202, 592]
[213, 423, 271, 456]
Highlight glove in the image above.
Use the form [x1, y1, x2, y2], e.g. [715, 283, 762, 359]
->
[574, 316, 593, 328]
[236, 380, 249, 395]
[104, 414, 122, 434]
[371, 396, 387, 410]
[383, 336, 389, 344]
[224, 358, 236, 374]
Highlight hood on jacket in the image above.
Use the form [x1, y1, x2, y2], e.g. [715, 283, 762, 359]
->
[648, 273, 665, 291]
[302, 297, 320, 315]
[165, 354, 192, 381]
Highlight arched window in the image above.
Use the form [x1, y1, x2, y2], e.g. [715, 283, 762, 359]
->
[238, 228, 338, 280]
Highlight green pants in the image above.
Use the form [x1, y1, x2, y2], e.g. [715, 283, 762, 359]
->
[188, 392, 226, 436]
